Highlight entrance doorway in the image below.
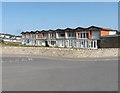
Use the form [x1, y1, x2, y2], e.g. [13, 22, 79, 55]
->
[45, 40, 49, 47]
[80, 41, 84, 48]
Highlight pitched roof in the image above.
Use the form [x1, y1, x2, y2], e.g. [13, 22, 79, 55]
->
[0, 33, 16, 37]
[21, 26, 117, 34]
[87, 26, 114, 31]
[75, 27, 85, 30]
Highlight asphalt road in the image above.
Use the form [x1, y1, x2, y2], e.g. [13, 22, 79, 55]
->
[2, 55, 118, 91]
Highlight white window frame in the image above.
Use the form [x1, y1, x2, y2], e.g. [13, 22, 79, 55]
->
[78, 31, 88, 39]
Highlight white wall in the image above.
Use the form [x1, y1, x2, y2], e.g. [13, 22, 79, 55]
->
[56, 33, 58, 38]
[109, 31, 116, 35]
[5, 35, 10, 38]
[0, 35, 5, 37]
[16, 37, 21, 39]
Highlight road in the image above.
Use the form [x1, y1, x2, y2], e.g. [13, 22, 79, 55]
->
[2, 55, 118, 91]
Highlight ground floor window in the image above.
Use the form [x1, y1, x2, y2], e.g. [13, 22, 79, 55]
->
[57, 40, 64, 47]
[65, 40, 74, 47]
[75, 40, 89, 48]
[36, 40, 42, 46]
[69, 40, 72, 47]
[51, 41, 56, 45]
[89, 40, 98, 49]
[23, 39, 99, 49]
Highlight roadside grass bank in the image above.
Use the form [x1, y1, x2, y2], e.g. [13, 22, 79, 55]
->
[0, 46, 118, 58]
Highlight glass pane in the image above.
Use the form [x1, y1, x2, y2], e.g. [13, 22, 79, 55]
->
[81, 33, 82, 38]
[83, 33, 85, 38]
[94, 41, 96, 48]
[91, 41, 93, 47]
[86, 33, 88, 38]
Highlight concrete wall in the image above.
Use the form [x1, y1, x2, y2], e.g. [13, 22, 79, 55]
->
[1, 46, 118, 58]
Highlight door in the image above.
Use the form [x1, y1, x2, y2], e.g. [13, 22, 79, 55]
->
[45, 40, 49, 47]
[69, 40, 72, 47]
[85, 40, 88, 48]
[65, 40, 69, 47]
[80, 40, 84, 48]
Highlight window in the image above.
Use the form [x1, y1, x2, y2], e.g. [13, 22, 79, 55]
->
[32, 34, 35, 39]
[91, 41, 93, 47]
[68, 32, 75, 37]
[51, 33, 55, 38]
[51, 41, 56, 45]
[51, 33, 54, 38]
[94, 41, 96, 48]
[38, 34, 41, 38]
[59, 33, 65, 37]
[78, 32, 88, 39]
[68, 33, 71, 37]
[86, 33, 88, 38]
[61, 33, 65, 37]
[26, 34, 30, 38]
[69, 40, 72, 46]
[83, 33, 85, 38]
[80, 33, 82, 38]
[72, 33, 75, 37]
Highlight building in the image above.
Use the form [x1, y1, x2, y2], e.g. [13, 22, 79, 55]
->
[21, 26, 117, 49]
[0, 33, 22, 43]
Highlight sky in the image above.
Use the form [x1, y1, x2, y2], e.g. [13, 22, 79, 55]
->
[0, 2, 2, 34]
[2, 2, 118, 35]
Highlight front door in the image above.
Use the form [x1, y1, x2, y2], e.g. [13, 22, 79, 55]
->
[45, 40, 49, 47]
[80, 40, 84, 48]
[65, 40, 69, 47]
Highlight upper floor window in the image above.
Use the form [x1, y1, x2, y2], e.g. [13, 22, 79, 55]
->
[68, 33, 71, 37]
[26, 34, 30, 38]
[78, 32, 88, 39]
[31, 34, 35, 38]
[50, 32, 56, 38]
[58, 32, 65, 37]
[61, 33, 65, 37]
[42, 33, 45, 37]
[68, 32, 75, 37]
[38, 34, 41, 38]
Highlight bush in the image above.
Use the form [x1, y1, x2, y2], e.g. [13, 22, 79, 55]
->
[0, 40, 4, 44]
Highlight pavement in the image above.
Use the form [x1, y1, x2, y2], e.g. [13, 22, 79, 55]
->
[1, 55, 118, 91]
